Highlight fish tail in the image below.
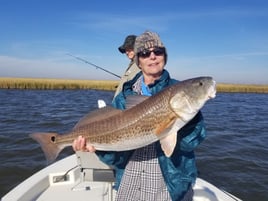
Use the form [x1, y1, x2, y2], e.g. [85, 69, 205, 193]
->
[29, 132, 63, 164]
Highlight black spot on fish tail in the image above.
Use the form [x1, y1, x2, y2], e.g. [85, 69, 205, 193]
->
[29, 132, 62, 164]
[51, 135, 56, 142]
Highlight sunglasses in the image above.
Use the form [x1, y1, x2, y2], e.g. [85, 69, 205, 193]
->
[138, 47, 165, 58]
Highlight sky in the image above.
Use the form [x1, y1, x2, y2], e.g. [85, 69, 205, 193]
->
[0, 0, 268, 84]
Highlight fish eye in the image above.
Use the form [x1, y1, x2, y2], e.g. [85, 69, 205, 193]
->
[51, 136, 56, 142]
[199, 82, 203, 86]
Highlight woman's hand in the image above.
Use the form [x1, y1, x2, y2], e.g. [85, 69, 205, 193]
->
[72, 135, 96, 152]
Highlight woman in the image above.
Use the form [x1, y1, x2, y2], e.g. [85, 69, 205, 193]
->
[73, 31, 206, 201]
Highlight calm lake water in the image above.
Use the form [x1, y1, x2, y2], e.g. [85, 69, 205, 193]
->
[0, 89, 267, 201]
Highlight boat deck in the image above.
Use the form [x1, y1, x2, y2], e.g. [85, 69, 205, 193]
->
[2, 152, 242, 201]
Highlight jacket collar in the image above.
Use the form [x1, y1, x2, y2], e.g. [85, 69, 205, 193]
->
[123, 69, 170, 95]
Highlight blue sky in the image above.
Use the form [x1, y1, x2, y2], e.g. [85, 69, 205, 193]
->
[0, 0, 267, 84]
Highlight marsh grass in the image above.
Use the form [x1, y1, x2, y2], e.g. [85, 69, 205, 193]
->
[216, 83, 268, 93]
[0, 77, 118, 91]
[0, 77, 267, 93]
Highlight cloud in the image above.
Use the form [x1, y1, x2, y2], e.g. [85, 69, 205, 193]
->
[0, 55, 121, 80]
[71, 12, 171, 33]
[176, 51, 268, 61]
[70, 6, 268, 33]
[166, 51, 268, 84]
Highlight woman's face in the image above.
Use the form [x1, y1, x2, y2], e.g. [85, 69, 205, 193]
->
[138, 47, 165, 81]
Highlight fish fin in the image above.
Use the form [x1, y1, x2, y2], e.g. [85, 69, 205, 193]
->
[155, 115, 179, 157]
[29, 132, 62, 164]
[73, 106, 122, 130]
[155, 116, 177, 136]
[125, 95, 149, 109]
[160, 132, 177, 157]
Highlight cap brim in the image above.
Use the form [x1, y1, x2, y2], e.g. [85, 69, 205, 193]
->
[118, 46, 126, 54]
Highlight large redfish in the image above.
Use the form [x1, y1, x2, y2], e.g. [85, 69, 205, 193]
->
[30, 77, 216, 163]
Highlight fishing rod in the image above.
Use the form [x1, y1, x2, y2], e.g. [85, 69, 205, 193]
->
[66, 53, 121, 78]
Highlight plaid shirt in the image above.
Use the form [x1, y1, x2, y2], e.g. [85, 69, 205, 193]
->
[115, 143, 171, 201]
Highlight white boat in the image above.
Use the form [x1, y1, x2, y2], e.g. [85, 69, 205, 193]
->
[2, 152, 242, 201]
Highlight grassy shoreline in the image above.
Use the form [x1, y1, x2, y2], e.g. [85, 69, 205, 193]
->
[0, 77, 268, 93]
[0, 77, 118, 91]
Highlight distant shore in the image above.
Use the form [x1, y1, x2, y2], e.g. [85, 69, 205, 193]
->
[0, 77, 267, 93]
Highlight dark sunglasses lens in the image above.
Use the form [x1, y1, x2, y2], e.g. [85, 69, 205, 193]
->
[139, 50, 151, 58]
[138, 48, 165, 58]
[153, 48, 165, 56]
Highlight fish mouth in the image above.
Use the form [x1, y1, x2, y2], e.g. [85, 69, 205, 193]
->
[208, 80, 217, 99]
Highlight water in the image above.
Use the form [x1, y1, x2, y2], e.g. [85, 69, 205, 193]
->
[0, 90, 267, 201]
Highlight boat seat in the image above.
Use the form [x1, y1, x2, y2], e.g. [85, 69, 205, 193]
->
[76, 151, 115, 182]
